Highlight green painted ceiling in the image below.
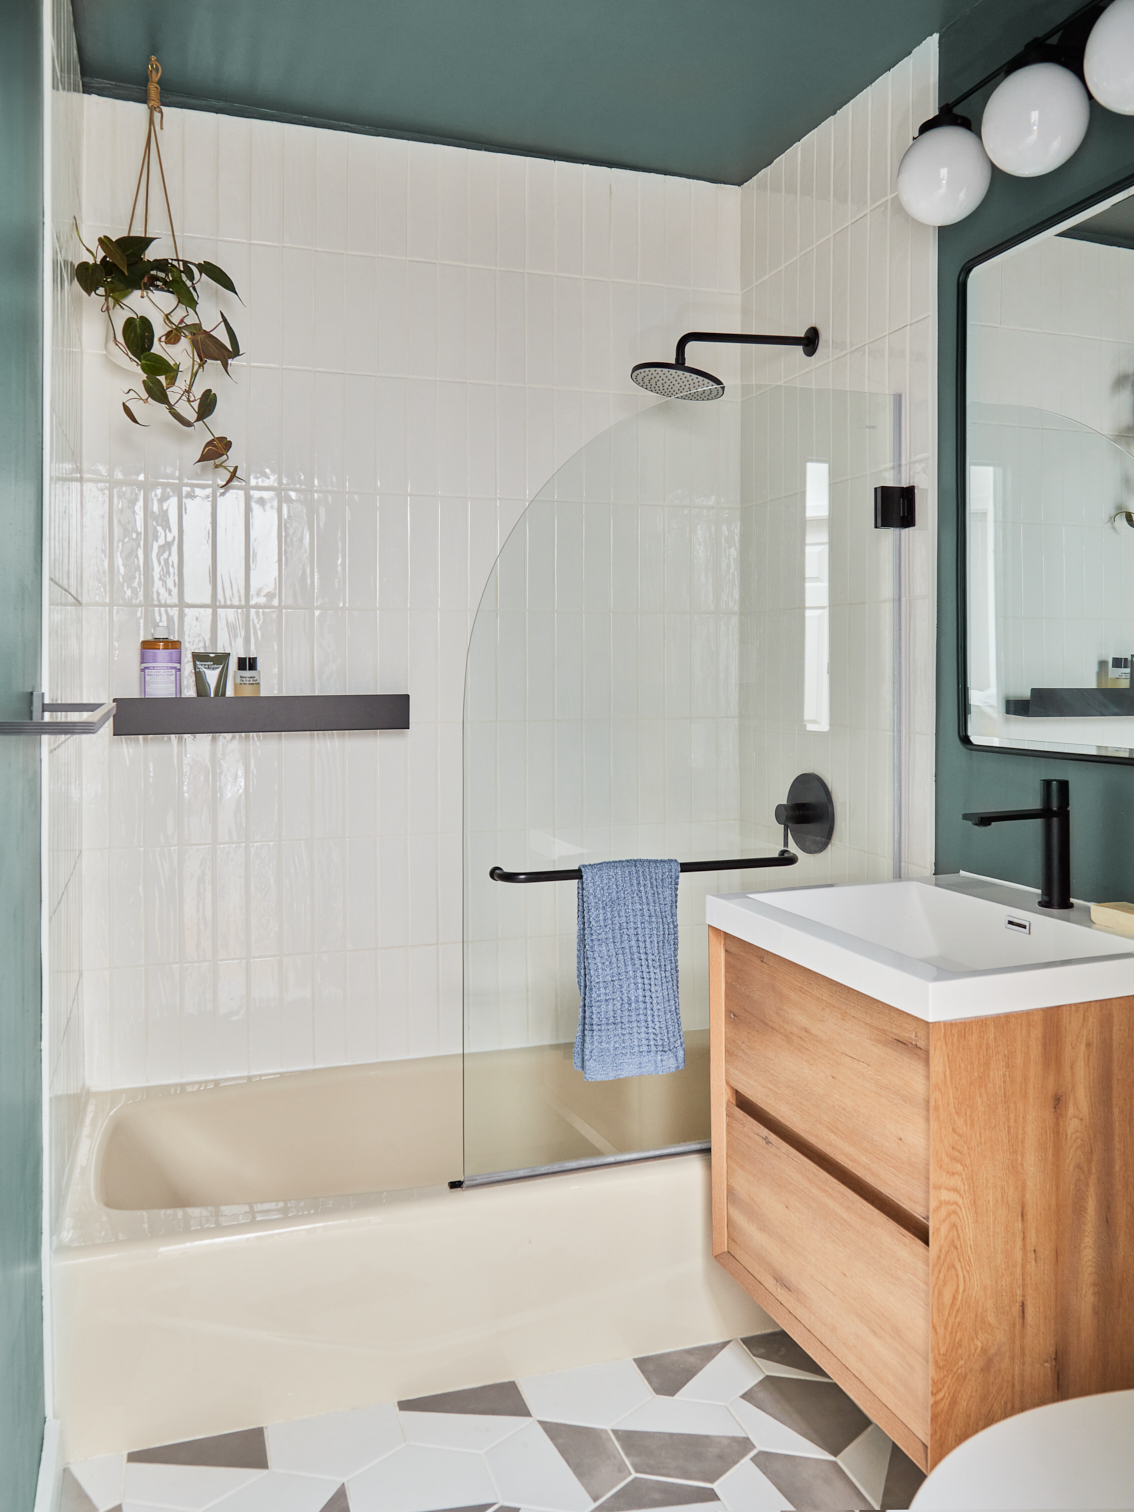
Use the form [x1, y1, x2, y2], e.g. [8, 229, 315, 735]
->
[73, 0, 987, 185]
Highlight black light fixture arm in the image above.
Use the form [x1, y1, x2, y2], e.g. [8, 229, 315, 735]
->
[674, 328, 820, 365]
[930, 0, 1103, 126]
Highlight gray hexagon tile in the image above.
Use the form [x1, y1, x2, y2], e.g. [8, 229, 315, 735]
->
[64, 1331, 926, 1511]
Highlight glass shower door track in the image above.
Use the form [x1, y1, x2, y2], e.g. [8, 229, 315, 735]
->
[454, 1138, 711, 1189]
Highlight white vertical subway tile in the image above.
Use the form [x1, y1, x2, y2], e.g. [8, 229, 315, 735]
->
[377, 136, 409, 259]
[281, 122, 316, 246]
[555, 161, 584, 276]
[583, 166, 612, 281]
[406, 141, 439, 261]
[525, 159, 555, 273]
[435, 146, 468, 265]
[638, 173, 666, 286]
[466, 150, 498, 267]
[314, 129, 349, 252]
[495, 151, 527, 271]
[77, 41, 935, 1089]
[346, 133, 379, 255]
[610, 168, 639, 282]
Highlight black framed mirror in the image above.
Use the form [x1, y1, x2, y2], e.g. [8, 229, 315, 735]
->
[959, 172, 1134, 765]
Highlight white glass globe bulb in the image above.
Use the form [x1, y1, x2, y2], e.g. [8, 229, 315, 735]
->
[1085, 0, 1134, 114]
[896, 122, 992, 226]
[981, 62, 1090, 176]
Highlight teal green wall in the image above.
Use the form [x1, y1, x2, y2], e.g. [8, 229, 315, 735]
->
[0, 0, 46, 1505]
[936, 1, 1134, 902]
[71, 0, 986, 185]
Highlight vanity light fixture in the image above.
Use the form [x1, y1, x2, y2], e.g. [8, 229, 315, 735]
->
[1085, 0, 1134, 112]
[981, 56, 1091, 176]
[897, 0, 1109, 226]
[896, 107, 992, 226]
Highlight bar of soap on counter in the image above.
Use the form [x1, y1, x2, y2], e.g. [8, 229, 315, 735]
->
[1090, 901, 1134, 937]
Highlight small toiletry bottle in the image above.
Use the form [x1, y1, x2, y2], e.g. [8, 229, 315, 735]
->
[234, 655, 260, 696]
[192, 650, 230, 697]
[1099, 659, 1110, 690]
[141, 624, 182, 698]
[1114, 657, 1131, 689]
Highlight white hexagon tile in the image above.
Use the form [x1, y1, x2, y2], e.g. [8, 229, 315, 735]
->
[62, 1333, 925, 1512]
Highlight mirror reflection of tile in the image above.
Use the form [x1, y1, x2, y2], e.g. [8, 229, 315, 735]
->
[966, 184, 1134, 761]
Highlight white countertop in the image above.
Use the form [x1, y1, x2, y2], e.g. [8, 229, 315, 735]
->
[706, 872, 1134, 1022]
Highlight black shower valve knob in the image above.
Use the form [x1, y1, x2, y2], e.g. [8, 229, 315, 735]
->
[774, 801, 822, 827]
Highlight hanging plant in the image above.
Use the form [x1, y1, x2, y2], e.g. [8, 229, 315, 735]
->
[73, 58, 243, 486]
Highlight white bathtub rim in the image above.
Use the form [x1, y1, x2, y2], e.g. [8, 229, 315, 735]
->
[59, 1094, 717, 1258]
[60, 1070, 457, 1249]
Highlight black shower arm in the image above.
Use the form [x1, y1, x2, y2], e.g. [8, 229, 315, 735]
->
[675, 328, 819, 364]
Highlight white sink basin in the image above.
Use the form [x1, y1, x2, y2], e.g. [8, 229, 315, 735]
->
[706, 873, 1134, 1021]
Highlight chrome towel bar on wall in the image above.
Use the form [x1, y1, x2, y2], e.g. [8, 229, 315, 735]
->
[0, 695, 115, 736]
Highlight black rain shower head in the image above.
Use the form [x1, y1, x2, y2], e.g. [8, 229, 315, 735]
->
[631, 327, 820, 401]
[629, 361, 726, 401]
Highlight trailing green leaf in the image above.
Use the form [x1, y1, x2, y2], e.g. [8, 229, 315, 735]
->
[98, 235, 128, 273]
[74, 225, 243, 475]
[122, 315, 155, 358]
[138, 351, 177, 378]
[189, 329, 232, 372]
[116, 235, 157, 259]
[196, 435, 232, 464]
[166, 268, 197, 310]
[219, 311, 241, 359]
[197, 260, 238, 295]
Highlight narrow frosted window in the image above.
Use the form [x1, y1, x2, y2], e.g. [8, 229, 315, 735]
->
[804, 461, 830, 732]
[968, 464, 998, 717]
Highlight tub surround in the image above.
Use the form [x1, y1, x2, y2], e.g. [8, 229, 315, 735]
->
[708, 892, 1134, 1470]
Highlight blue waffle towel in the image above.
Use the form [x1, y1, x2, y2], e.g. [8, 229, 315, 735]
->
[573, 858, 685, 1082]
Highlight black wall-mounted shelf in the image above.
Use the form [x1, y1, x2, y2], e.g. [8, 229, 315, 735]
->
[113, 693, 410, 737]
[1006, 689, 1134, 719]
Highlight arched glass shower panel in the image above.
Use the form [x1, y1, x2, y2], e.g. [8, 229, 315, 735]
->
[463, 384, 897, 1184]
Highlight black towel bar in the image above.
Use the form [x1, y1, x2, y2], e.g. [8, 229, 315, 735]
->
[489, 852, 799, 884]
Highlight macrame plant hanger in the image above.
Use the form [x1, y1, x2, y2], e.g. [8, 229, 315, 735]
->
[127, 57, 180, 257]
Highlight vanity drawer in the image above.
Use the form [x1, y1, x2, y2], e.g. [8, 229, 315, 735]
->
[725, 1100, 930, 1444]
[722, 934, 930, 1222]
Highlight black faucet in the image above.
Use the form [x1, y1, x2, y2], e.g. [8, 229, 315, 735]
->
[962, 779, 1071, 910]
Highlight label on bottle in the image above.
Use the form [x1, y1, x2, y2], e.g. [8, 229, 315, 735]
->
[141, 649, 181, 698]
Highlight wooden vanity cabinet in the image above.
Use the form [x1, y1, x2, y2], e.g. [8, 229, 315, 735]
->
[709, 925, 1134, 1472]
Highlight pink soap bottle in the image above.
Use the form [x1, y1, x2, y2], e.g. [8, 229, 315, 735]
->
[140, 623, 182, 698]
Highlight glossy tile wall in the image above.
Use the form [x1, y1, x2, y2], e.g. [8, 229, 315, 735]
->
[737, 38, 938, 881]
[46, 0, 87, 1222]
[78, 96, 743, 1086]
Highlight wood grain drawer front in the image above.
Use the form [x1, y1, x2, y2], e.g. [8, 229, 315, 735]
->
[723, 935, 930, 1222]
[726, 1101, 930, 1444]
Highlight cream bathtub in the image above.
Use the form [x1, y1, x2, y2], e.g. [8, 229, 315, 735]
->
[54, 1057, 768, 1460]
